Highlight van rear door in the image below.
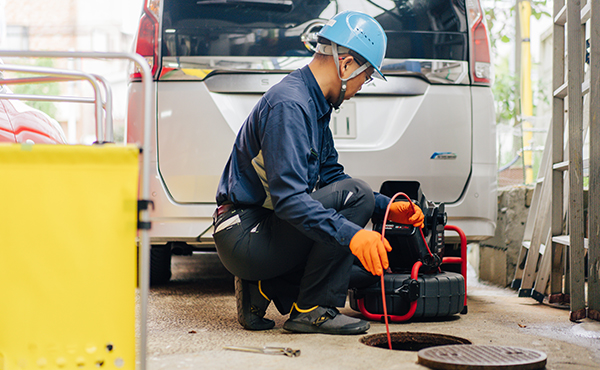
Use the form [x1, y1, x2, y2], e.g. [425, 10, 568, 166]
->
[155, 0, 472, 204]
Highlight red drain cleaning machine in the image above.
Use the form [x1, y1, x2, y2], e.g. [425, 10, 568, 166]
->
[349, 181, 468, 322]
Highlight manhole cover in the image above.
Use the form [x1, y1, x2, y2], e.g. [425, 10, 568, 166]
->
[418, 345, 547, 370]
[361, 332, 471, 351]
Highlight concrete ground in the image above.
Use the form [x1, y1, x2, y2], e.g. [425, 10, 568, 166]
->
[147, 253, 600, 370]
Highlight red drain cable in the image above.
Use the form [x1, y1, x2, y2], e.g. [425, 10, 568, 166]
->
[378, 192, 435, 350]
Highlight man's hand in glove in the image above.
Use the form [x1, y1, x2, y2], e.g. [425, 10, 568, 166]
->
[349, 229, 392, 276]
[388, 201, 424, 228]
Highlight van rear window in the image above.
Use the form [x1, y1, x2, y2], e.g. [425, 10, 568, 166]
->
[162, 0, 468, 61]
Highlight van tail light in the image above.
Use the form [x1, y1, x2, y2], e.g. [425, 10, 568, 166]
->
[466, 0, 492, 85]
[130, 0, 161, 81]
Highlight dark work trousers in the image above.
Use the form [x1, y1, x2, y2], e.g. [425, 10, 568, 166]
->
[213, 178, 375, 314]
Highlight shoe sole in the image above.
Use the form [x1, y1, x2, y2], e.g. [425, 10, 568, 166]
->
[283, 320, 370, 335]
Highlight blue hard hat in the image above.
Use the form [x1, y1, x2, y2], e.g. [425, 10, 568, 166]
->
[317, 10, 387, 80]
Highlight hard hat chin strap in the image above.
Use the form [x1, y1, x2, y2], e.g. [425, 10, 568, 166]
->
[330, 42, 369, 110]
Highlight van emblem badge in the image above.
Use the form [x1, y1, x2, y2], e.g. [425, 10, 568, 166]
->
[430, 152, 457, 160]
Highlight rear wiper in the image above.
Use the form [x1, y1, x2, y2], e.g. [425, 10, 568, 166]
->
[197, 0, 293, 11]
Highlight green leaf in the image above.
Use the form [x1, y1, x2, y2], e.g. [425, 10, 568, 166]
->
[501, 35, 511, 43]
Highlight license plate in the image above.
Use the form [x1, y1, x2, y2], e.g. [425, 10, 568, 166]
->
[330, 102, 356, 139]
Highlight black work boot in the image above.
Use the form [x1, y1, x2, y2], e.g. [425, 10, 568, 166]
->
[235, 276, 275, 330]
[283, 304, 369, 335]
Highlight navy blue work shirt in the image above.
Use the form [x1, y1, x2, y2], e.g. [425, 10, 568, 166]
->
[216, 65, 389, 247]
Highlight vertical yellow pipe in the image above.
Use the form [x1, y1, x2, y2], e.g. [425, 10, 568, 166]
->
[519, 0, 534, 184]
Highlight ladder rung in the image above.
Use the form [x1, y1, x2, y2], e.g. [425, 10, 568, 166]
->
[554, 5, 567, 25]
[552, 159, 589, 172]
[553, 161, 568, 171]
[553, 81, 589, 98]
[521, 241, 546, 254]
[552, 235, 589, 249]
[554, 83, 568, 98]
[581, 2, 591, 24]
[553, 235, 569, 245]
[582, 80, 590, 96]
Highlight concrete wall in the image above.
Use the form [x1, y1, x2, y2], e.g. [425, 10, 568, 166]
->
[478, 185, 533, 287]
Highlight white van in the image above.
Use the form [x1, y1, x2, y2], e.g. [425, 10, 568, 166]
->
[127, 0, 497, 283]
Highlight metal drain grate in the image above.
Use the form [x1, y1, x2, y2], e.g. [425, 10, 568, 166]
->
[418, 345, 547, 370]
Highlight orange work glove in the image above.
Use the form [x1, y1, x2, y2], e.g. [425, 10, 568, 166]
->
[388, 201, 424, 228]
[349, 229, 392, 276]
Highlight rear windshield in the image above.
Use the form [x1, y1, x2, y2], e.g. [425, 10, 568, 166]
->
[162, 0, 468, 61]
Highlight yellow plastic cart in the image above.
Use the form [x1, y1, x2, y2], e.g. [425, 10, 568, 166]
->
[0, 144, 140, 370]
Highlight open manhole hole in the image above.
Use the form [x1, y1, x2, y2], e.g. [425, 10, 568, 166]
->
[361, 332, 471, 352]
[417, 345, 547, 369]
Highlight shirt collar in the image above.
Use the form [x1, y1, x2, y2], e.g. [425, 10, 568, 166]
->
[300, 65, 332, 120]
